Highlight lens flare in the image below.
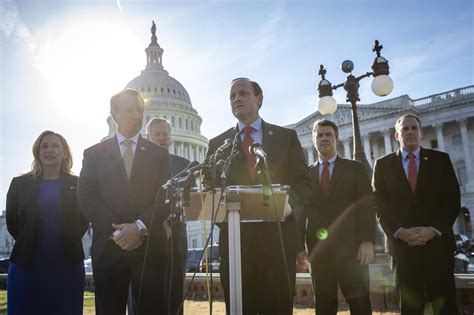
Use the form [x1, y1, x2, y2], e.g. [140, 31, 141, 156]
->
[316, 228, 328, 240]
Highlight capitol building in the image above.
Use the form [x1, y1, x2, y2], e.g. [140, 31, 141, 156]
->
[0, 24, 472, 258]
[106, 21, 208, 162]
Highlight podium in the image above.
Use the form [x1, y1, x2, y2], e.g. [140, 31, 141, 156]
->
[184, 185, 290, 315]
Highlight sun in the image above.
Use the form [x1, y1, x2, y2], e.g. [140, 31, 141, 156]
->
[32, 14, 144, 124]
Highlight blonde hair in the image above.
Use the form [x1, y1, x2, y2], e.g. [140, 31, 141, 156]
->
[110, 89, 145, 114]
[30, 130, 73, 180]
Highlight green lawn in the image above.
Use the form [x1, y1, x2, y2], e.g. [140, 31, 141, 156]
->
[0, 290, 95, 314]
[0, 291, 6, 313]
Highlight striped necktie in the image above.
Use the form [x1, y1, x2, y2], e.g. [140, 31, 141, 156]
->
[122, 139, 134, 179]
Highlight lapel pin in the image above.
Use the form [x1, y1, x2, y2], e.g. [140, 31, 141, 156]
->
[423, 157, 428, 160]
[69, 186, 75, 190]
[268, 130, 274, 135]
[141, 146, 146, 151]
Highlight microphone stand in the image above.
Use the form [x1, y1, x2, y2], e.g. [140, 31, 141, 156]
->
[207, 132, 240, 315]
[256, 153, 293, 303]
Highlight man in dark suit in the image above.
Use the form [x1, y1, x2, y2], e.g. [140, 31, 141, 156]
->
[305, 119, 375, 315]
[373, 114, 460, 315]
[206, 78, 312, 314]
[147, 117, 190, 315]
[77, 89, 170, 315]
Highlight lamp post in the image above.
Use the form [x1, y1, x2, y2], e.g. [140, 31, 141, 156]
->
[317, 40, 394, 174]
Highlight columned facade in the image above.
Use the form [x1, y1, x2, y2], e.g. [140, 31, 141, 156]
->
[290, 86, 474, 235]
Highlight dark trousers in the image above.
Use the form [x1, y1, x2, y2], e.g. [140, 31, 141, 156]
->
[220, 222, 297, 315]
[167, 222, 188, 315]
[396, 242, 457, 315]
[310, 252, 372, 315]
[93, 252, 167, 315]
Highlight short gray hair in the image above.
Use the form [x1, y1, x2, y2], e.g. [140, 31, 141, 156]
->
[395, 114, 422, 132]
[146, 117, 172, 134]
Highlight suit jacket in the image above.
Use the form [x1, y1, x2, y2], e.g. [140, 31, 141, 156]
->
[206, 120, 312, 252]
[6, 173, 89, 267]
[77, 135, 170, 263]
[170, 154, 190, 177]
[372, 147, 461, 259]
[169, 153, 190, 257]
[306, 157, 375, 258]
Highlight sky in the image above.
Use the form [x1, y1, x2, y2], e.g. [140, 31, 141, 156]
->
[0, 0, 473, 207]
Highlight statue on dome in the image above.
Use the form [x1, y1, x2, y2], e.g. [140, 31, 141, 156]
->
[150, 20, 158, 45]
[151, 21, 156, 36]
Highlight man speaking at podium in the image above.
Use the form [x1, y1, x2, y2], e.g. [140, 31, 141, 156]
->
[205, 78, 312, 314]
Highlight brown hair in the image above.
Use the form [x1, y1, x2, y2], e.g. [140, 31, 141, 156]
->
[313, 119, 339, 139]
[231, 77, 263, 96]
[30, 130, 73, 180]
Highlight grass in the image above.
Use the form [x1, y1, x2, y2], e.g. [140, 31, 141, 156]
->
[0, 290, 96, 314]
[0, 290, 400, 314]
[0, 291, 5, 313]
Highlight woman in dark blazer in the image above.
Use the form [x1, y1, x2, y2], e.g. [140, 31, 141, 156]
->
[6, 130, 89, 315]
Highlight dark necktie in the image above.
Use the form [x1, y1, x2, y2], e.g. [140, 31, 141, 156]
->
[408, 152, 417, 193]
[320, 161, 330, 195]
[242, 126, 256, 177]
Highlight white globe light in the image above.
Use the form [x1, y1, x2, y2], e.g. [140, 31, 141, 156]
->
[371, 75, 394, 96]
[318, 96, 337, 115]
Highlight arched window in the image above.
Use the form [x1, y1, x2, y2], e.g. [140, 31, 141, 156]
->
[171, 116, 175, 127]
[179, 117, 182, 129]
[185, 119, 189, 130]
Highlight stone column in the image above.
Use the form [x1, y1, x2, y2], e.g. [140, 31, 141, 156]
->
[181, 142, 185, 159]
[382, 129, 393, 155]
[458, 118, 473, 186]
[433, 123, 446, 152]
[392, 137, 399, 152]
[342, 138, 351, 159]
[372, 136, 380, 160]
[363, 134, 373, 166]
[307, 147, 314, 164]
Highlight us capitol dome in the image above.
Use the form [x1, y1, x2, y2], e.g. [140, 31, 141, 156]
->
[107, 21, 208, 161]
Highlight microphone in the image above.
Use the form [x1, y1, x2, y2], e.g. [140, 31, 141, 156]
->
[162, 161, 199, 189]
[174, 161, 199, 179]
[215, 138, 233, 158]
[249, 142, 267, 159]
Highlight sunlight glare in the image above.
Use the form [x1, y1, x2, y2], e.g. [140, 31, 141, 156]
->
[33, 16, 143, 125]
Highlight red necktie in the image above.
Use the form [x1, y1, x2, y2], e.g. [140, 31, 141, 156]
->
[242, 126, 256, 177]
[408, 153, 417, 193]
[320, 161, 330, 195]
